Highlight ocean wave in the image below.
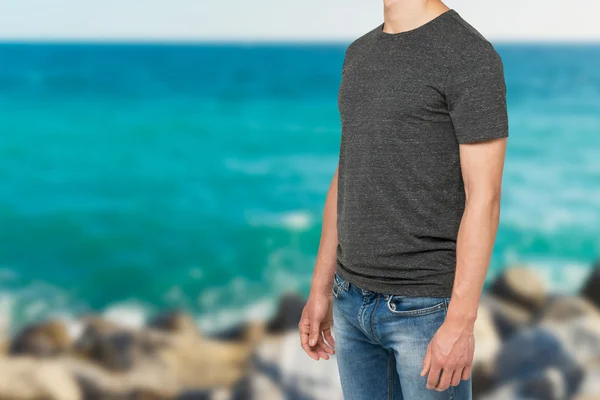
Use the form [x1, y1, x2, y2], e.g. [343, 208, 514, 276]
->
[246, 210, 314, 231]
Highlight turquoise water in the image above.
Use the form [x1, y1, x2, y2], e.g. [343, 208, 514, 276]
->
[0, 43, 599, 331]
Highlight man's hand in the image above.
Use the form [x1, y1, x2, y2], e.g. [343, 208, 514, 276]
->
[420, 319, 475, 391]
[299, 293, 336, 360]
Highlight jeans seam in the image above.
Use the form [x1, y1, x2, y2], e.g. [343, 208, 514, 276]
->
[370, 295, 383, 345]
[387, 350, 394, 400]
[358, 294, 369, 336]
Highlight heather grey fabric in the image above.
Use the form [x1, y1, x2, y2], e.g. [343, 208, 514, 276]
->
[335, 9, 508, 297]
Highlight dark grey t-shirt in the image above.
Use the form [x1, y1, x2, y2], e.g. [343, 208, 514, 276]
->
[335, 9, 508, 297]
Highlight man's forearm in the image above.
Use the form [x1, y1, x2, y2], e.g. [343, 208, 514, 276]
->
[446, 193, 501, 326]
[310, 168, 339, 297]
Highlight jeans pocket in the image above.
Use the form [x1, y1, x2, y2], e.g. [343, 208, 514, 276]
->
[386, 296, 447, 317]
[332, 272, 347, 299]
[332, 280, 340, 299]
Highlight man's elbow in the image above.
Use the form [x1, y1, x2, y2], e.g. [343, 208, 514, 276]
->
[464, 185, 502, 208]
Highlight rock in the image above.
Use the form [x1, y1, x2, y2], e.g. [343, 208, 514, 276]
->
[471, 367, 496, 400]
[580, 261, 600, 309]
[0, 357, 82, 400]
[494, 326, 584, 399]
[480, 382, 520, 400]
[79, 315, 121, 333]
[473, 304, 502, 368]
[482, 369, 570, 400]
[539, 295, 600, 323]
[480, 294, 532, 339]
[0, 300, 8, 356]
[266, 293, 306, 334]
[252, 331, 343, 400]
[541, 316, 600, 374]
[158, 322, 263, 391]
[9, 319, 72, 357]
[61, 355, 179, 399]
[75, 323, 138, 371]
[129, 391, 174, 400]
[211, 324, 248, 342]
[517, 368, 569, 400]
[242, 320, 266, 346]
[488, 266, 548, 311]
[176, 391, 213, 400]
[147, 311, 199, 337]
[74, 318, 169, 372]
[74, 314, 264, 394]
[577, 359, 600, 399]
[471, 303, 501, 398]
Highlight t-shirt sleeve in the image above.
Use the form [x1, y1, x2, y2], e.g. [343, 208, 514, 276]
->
[445, 44, 509, 144]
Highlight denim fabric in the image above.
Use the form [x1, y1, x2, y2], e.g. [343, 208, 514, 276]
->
[332, 272, 473, 400]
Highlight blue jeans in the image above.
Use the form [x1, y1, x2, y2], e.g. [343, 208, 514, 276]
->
[332, 272, 473, 400]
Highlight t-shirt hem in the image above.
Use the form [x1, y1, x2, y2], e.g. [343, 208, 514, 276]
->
[457, 130, 509, 145]
[336, 263, 454, 298]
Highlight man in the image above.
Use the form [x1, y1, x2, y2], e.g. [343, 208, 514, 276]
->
[299, 0, 508, 399]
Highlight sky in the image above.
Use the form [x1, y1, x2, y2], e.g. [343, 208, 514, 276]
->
[0, 0, 599, 42]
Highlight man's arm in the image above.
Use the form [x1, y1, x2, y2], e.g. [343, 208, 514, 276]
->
[299, 167, 339, 360]
[421, 137, 507, 390]
[310, 167, 339, 297]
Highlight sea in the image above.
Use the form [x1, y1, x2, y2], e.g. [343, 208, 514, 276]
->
[0, 42, 599, 333]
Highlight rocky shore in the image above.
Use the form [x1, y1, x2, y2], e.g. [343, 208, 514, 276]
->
[2, 263, 600, 400]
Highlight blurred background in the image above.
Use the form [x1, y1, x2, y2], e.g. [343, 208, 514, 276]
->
[0, 1, 599, 399]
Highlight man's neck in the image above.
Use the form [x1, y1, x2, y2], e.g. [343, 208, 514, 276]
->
[382, 0, 450, 34]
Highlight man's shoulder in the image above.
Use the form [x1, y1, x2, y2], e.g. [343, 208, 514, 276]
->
[343, 25, 380, 58]
[435, 11, 503, 75]
[438, 11, 499, 58]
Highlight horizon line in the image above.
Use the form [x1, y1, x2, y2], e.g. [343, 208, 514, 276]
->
[1, 38, 600, 46]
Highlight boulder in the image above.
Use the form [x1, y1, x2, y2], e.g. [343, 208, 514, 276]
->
[577, 359, 600, 399]
[211, 324, 248, 342]
[0, 357, 82, 400]
[482, 369, 570, 400]
[9, 320, 72, 357]
[539, 295, 600, 323]
[580, 261, 600, 309]
[266, 293, 306, 334]
[75, 323, 138, 371]
[61, 355, 178, 399]
[157, 321, 265, 390]
[494, 326, 584, 399]
[541, 315, 600, 372]
[488, 266, 548, 311]
[0, 302, 8, 356]
[147, 311, 199, 337]
[74, 317, 169, 372]
[251, 330, 343, 400]
[71, 315, 265, 396]
[177, 392, 212, 400]
[473, 304, 502, 367]
[471, 303, 502, 398]
[480, 294, 532, 339]
[129, 391, 174, 400]
[517, 368, 569, 400]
